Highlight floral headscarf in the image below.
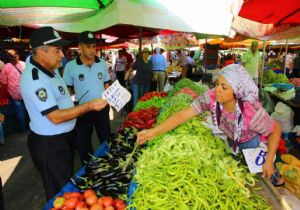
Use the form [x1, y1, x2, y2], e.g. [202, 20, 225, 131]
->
[213, 64, 259, 153]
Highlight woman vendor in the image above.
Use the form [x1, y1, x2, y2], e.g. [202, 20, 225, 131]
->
[137, 64, 282, 185]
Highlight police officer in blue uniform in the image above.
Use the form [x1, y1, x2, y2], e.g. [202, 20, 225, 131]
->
[63, 31, 111, 164]
[20, 27, 108, 201]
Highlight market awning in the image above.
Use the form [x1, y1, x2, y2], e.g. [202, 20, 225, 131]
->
[22, 0, 243, 37]
[232, 0, 300, 40]
[0, 0, 113, 25]
[238, 0, 300, 25]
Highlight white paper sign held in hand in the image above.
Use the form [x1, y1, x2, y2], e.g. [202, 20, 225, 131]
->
[102, 80, 131, 112]
[242, 143, 273, 174]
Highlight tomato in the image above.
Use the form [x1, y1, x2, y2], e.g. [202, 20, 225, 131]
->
[61, 206, 73, 210]
[114, 199, 126, 210]
[101, 196, 114, 207]
[83, 189, 96, 199]
[53, 196, 65, 209]
[63, 192, 74, 199]
[78, 194, 85, 201]
[70, 192, 81, 199]
[64, 197, 79, 209]
[75, 201, 87, 210]
[98, 198, 104, 206]
[104, 206, 114, 210]
[85, 194, 98, 206]
[90, 203, 104, 210]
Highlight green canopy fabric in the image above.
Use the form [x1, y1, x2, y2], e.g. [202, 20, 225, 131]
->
[0, 0, 113, 26]
[0, 0, 100, 9]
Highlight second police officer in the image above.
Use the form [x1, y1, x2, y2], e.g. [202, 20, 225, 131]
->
[63, 31, 112, 164]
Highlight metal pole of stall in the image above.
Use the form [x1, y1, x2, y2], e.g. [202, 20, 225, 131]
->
[100, 33, 103, 58]
[284, 39, 288, 76]
[139, 27, 143, 55]
[260, 40, 266, 90]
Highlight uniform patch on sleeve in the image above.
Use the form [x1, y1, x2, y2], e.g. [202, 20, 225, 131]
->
[35, 88, 48, 102]
[98, 72, 103, 80]
[58, 86, 65, 95]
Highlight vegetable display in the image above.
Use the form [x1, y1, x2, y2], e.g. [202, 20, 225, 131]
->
[263, 70, 289, 85]
[119, 107, 160, 131]
[129, 119, 270, 209]
[71, 127, 142, 199]
[51, 189, 126, 210]
[138, 91, 167, 102]
[156, 93, 194, 125]
[168, 78, 207, 96]
[133, 96, 167, 111]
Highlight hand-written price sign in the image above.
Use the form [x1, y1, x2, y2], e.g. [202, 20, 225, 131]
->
[242, 143, 274, 174]
[102, 80, 131, 112]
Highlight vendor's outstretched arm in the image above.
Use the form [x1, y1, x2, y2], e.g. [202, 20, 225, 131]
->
[137, 106, 197, 144]
[263, 121, 282, 178]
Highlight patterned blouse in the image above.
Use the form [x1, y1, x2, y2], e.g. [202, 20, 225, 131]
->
[0, 61, 25, 100]
[191, 89, 275, 143]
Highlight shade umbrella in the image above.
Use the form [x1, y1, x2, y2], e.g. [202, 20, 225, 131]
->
[28, 0, 243, 37]
[0, 0, 112, 25]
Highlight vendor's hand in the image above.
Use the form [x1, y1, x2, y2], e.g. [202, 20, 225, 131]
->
[137, 129, 157, 145]
[262, 161, 275, 179]
[88, 99, 108, 111]
[0, 113, 4, 122]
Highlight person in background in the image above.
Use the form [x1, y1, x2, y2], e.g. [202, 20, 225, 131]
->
[292, 51, 300, 78]
[0, 49, 27, 132]
[63, 31, 111, 165]
[177, 49, 189, 78]
[223, 54, 235, 67]
[126, 48, 153, 106]
[21, 27, 108, 200]
[186, 51, 195, 79]
[137, 64, 283, 186]
[242, 41, 260, 84]
[150, 47, 168, 92]
[114, 49, 127, 87]
[122, 48, 133, 72]
[284, 52, 294, 78]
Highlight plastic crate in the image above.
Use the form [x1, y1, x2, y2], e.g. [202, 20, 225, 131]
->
[43, 142, 109, 210]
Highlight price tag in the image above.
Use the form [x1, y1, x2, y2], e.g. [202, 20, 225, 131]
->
[242, 143, 272, 174]
[102, 80, 131, 112]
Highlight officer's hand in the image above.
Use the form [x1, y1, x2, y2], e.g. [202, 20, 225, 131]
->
[88, 99, 108, 111]
[0, 113, 5, 122]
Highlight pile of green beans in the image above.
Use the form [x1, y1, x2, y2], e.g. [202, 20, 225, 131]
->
[129, 119, 270, 209]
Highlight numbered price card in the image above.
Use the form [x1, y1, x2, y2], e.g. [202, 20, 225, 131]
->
[242, 143, 273, 174]
[102, 80, 131, 112]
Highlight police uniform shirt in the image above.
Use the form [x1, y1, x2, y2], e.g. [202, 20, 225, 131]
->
[63, 56, 111, 104]
[20, 57, 76, 135]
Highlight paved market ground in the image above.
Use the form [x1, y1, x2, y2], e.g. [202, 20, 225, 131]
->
[0, 108, 125, 210]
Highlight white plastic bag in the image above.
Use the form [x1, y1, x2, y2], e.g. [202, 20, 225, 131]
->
[163, 80, 173, 92]
[271, 102, 294, 132]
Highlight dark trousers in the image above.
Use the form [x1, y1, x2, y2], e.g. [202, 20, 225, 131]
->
[12, 99, 28, 132]
[28, 130, 75, 201]
[75, 105, 111, 164]
[116, 71, 125, 87]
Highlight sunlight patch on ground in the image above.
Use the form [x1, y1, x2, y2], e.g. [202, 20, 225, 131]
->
[0, 156, 22, 186]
